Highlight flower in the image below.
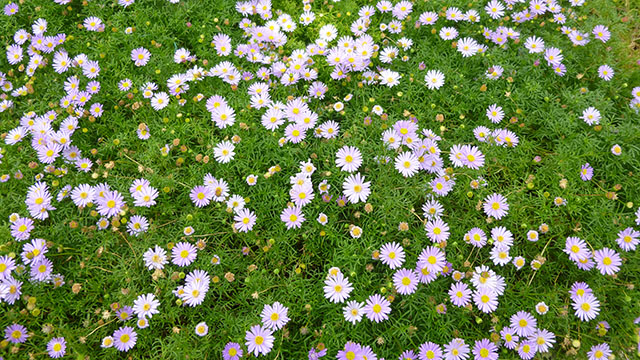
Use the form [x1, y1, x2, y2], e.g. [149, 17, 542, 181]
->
[393, 268, 419, 295]
[449, 282, 472, 307]
[172, 242, 198, 267]
[424, 218, 449, 243]
[195, 322, 208, 336]
[473, 287, 498, 313]
[611, 144, 622, 156]
[593, 248, 621, 275]
[363, 294, 391, 323]
[342, 173, 371, 203]
[47, 337, 66, 358]
[572, 293, 600, 321]
[213, 141, 236, 163]
[597, 64, 614, 81]
[223, 342, 243, 360]
[4, 323, 28, 343]
[472, 338, 498, 360]
[337, 342, 364, 360]
[131, 47, 151, 66]
[510, 311, 537, 337]
[335, 146, 362, 173]
[425, 70, 445, 90]
[444, 338, 469, 360]
[234, 208, 257, 232]
[281, 206, 305, 229]
[587, 343, 612, 360]
[261, 302, 290, 330]
[343, 301, 364, 324]
[133, 293, 160, 319]
[113, 326, 137, 352]
[395, 151, 420, 177]
[581, 107, 601, 125]
[535, 302, 549, 315]
[323, 273, 353, 303]
[245, 325, 274, 357]
[417, 246, 446, 274]
[143, 245, 167, 270]
[379, 242, 405, 269]
[483, 193, 509, 219]
[616, 227, 640, 251]
[418, 341, 443, 360]
[580, 163, 594, 181]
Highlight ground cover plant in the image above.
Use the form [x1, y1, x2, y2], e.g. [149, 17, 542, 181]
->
[1, 0, 640, 358]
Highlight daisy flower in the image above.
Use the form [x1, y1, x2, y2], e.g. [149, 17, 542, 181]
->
[395, 151, 420, 177]
[133, 293, 160, 319]
[393, 268, 419, 295]
[491, 226, 513, 247]
[516, 341, 536, 360]
[342, 173, 371, 203]
[150, 92, 169, 110]
[422, 199, 444, 219]
[510, 311, 537, 337]
[483, 193, 509, 219]
[572, 293, 600, 321]
[47, 337, 66, 358]
[564, 237, 589, 262]
[425, 218, 450, 243]
[131, 47, 151, 66]
[448, 282, 472, 307]
[490, 245, 511, 266]
[379, 69, 401, 87]
[611, 144, 622, 156]
[213, 141, 235, 164]
[529, 328, 555, 353]
[195, 322, 208, 337]
[535, 302, 549, 315]
[587, 343, 612, 360]
[335, 146, 362, 172]
[223, 342, 243, 360]
[5, 323, 28, 344]
[593, 247, 621, 275]
[261, 302, 290, 330]
[581, 107, 601, 125]
[471, 339, 497, 360]
[418, 246, 446, 274]
[180, 280, 208, 307]
[486, 104, 504, 123]
[172, 242, 197, 267]
[245, 325, 274, 357]
[363, 294, 391, 323]
[281, 206, 305, 229]
[143, 245, 167, 270]
[113, 326, 137, 352]
[343, 300, 364, 324]
[425, 70, 445, 90]
[31, 257, 53, 282]
[337, 342, 364, 360]
[234, 208, 257, 232]
[592, 25, 611, 43]
[616, 227, 639, 251]
[418, 342, 443, 360]
[379, 242, 405, 269]
[580, 163, 594, 181]
[473, 287, 498, 313]
[323, 273, 353, 303]
[598, 64, 614, 81]
[444, 338, 469, 360]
